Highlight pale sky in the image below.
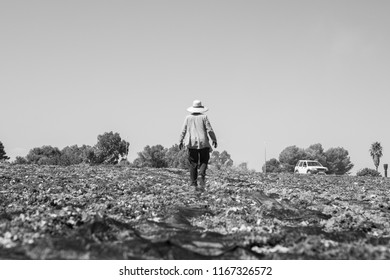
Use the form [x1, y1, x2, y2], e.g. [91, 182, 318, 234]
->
[1, 0, 389, 174]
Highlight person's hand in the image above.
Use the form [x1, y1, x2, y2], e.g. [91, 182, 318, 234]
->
[212, 141, 217, 148]
[179, 142, 183, 150]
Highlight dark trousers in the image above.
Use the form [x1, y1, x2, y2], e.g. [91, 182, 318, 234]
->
[188, 148, 210, 186]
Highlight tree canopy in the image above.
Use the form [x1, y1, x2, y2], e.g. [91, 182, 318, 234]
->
[133, 145, 168, 168]
[262, 158, 283, 173]
[209, 150, 233, 170]
[59, 145, 91, 166]
[19, 132, 129, 166]
[165, 144, 188, 169]
[279, 145, 307, 172]
[369, 142, 383, 172]
[26, 146, 62, 165]
[0, 141, 10, 161]
[324, 147, 354, 175]
[93, 132, 129, 164]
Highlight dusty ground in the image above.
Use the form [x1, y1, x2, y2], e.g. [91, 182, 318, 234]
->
[1, 163, 390, 259]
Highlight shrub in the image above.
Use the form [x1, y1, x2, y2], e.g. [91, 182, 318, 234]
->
[262, 158, 283, 173]
[237, 162, 249, 172]
[59, 145, 87, 166]
[14, 156, 28, 164]
[118, 158, 131, 166]
[133, 145, 168, 168]
[356, 168, 381, 177]
[165, 144, 188, 169]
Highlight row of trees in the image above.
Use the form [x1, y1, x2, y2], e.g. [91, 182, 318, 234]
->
[1, 133, 238, 170]
[263, 142, 386, 176]
[1, 137, 384, 176]
[132, 144, 236, 170]
[263, 144, 354, 175]
[12, 132, 129, 166]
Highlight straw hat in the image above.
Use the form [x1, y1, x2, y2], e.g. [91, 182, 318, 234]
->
[187, 100, 209, 113]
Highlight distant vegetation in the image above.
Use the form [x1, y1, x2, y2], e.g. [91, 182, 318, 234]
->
[4, 136, 387, 177]
[8, 132, 129, 166]
[369, 142, 383, 172]
[131, 144, 237, 171]
[4, 132, 242, 171]
[356, 168, 381, 177]
[263, 143, 354, 175]
[0, 141, 10, 161]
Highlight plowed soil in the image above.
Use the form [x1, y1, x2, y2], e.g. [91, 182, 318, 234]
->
[1, 163, 390, 259]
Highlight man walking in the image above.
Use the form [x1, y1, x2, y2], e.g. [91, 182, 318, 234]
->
[179, 100, 217, 190]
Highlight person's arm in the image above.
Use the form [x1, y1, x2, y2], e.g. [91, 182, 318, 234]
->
[179, 117, 188, 149]
[204, 116, 217, 148]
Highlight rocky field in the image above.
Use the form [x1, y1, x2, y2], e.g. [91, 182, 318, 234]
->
[1, 163, 390, 259]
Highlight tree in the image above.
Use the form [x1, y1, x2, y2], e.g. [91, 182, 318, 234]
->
[14, 156, 28, 164]
[237, 162, 249, 172]
[133, 145, 168, 168]
[324, 147, 354, 175]
[209, 150, 233, 170]
[26, 146, 62, 165]
[305, 143, 326, 166]
[262, 158, 283, 173]
[91, 132, 130, 164]
[59, 145, 92, 166]
[165, 144, 188, 169]
[278, 145, 307, 172]
[78, 145, 94, 163]
[369, 142, 383, 172]
[0, 141, 10, 161]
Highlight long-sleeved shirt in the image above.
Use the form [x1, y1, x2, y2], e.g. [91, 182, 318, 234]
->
[179, 113, 217, 150]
